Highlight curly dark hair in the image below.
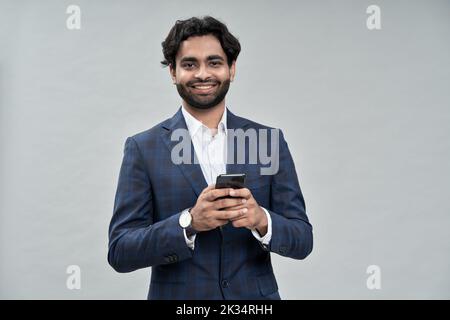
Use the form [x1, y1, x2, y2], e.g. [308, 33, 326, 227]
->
[161, 16, 241, 69]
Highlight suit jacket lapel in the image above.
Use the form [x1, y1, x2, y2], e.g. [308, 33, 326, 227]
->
[161, 107, 208, 197]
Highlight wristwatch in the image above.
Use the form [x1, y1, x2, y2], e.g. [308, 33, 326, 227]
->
[179, 208, 197, 237]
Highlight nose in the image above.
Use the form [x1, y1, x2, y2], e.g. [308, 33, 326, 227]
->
[194, 64, 212, 80]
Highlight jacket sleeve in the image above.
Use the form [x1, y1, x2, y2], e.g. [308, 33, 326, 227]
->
[265, 130, 313, 260]
[108, 137, 193, 273]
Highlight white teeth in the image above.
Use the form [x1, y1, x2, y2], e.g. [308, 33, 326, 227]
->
[193, 84, 215, 89]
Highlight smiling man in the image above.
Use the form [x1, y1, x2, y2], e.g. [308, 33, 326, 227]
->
[108, 16, 313, 300]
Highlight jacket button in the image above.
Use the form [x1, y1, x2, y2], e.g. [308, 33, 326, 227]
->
[221, 280, 229, 288]
[172, 254, 178, 262]
[279, 246, 287, 254]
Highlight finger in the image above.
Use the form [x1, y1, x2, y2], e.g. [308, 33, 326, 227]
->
[201, 184, 216, 195]
[205, 188, 233, 202]
[199, 184, 216, 201]
[230, 214, 247, 222]
[229, 188, 252, 199]
[214, 197, 247, 210]
[228, 205, 248, 221]
[224, 203, 247, 212]
[215, 207, 248, 220]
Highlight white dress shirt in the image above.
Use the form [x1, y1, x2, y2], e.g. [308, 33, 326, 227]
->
[180, 106, 272, 250]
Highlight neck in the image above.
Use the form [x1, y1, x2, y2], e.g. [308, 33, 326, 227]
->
[182, 100, 225, 129]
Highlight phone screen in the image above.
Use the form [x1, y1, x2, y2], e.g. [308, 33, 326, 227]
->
[215, 173, 246, 189]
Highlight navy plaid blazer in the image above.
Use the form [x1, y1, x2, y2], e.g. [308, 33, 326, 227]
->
[108, 107, 313, 300]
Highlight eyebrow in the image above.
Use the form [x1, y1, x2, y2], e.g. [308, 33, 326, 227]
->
[180, 55, 225, 63]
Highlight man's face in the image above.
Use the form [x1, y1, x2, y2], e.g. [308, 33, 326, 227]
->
[170, 34, 236, 110]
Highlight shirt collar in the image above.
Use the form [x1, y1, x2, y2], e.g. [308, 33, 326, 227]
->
[181, 105, 228, 138]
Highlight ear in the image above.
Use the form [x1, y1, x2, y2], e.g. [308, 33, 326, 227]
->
[230, 60, 236, 82]
[169, 63, 177, 84]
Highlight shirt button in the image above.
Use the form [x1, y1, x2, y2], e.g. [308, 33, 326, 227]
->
[221, 280, 229, 288]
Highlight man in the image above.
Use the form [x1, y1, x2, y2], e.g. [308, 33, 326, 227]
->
[108, 16, 313, 300]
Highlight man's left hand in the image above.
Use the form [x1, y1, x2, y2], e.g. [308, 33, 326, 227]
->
[223, 188, 268, 236]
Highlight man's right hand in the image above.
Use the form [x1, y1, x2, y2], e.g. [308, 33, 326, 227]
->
[189, 184, 248, 232]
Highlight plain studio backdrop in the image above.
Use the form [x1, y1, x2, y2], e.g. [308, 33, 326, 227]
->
[1, 0, 449, 299]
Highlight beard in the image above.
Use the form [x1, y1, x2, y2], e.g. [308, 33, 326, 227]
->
[176, 79, 231, 110]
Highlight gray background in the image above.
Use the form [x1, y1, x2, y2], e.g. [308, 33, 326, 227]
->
[1, 0, 449, 299]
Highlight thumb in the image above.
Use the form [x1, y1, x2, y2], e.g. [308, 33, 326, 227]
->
[202, 183, 216, 194]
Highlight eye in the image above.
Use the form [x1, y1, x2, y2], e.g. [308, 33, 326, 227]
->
[183, 63, 195, 69]
[210, 61, 222, 67]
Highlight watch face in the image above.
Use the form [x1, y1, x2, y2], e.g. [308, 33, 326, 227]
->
[180, 211, 191, 228]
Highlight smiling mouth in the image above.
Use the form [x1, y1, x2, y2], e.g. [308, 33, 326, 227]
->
[189, 83, 218, 94]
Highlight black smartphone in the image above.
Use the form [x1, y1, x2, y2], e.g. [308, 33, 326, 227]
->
[215, 173, 246, 190]
[215, 173, 246, 202]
